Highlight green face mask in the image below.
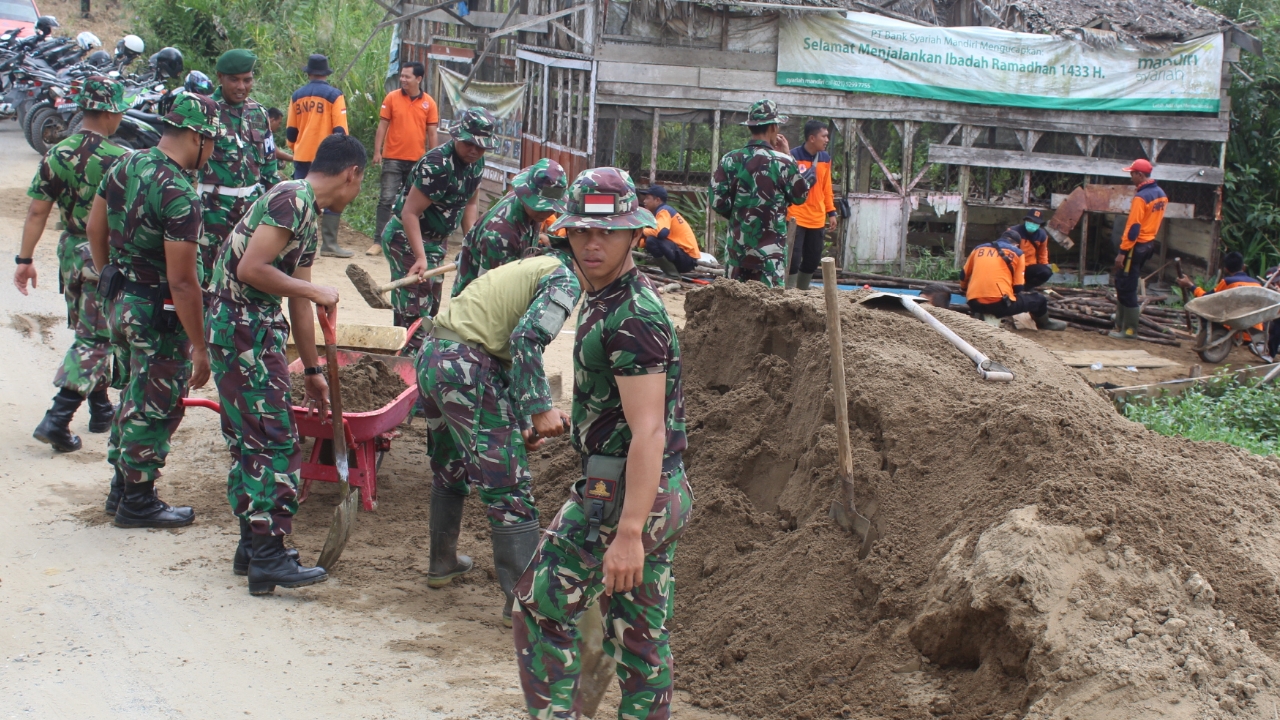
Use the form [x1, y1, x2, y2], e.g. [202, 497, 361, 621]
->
[1024, 221, 1041, 233]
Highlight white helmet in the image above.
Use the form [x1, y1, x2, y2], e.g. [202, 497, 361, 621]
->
[121, 35, 144, 54]
[75, 31, 102, 50]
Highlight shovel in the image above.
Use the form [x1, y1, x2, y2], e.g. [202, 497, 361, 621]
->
[346, 263, 455, 309]
[315, 304, 359, 571]
[820, 257, 878, 559]
[858, 291, 1014, 382]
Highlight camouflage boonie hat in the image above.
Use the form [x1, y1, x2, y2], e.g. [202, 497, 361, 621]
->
[450, 107, 501, 150]
[740, 98, 787, 126]
[160, 91, 225, 139]
[548, 167, 657, 233]
[74, 75, 129, 113]
[514, 158, 567, 213]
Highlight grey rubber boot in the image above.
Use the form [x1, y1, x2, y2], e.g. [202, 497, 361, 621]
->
[427, 487, 473, 588]
[319, 213, 353, 258]
[1034, 312, 1067, 331]
[654, 257, 681, 279]
[796, 272, 813, 290]
[1108, 306, 1140, 340]
[491, 520, 542, 627]
[785, 273, 798, 289]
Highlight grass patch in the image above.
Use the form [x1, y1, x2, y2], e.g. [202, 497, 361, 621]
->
[1121, 373, 1280, 455]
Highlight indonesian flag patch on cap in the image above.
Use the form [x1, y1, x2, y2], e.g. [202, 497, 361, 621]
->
[582, 193, 617, 214]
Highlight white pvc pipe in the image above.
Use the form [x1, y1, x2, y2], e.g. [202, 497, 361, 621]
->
[898, 296, 1015, 382]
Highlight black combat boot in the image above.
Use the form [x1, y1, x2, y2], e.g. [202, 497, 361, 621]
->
[491, 520, 542, 627]
[87, 387, 116, 434]
[426, 487, 473, 588]
[33, 388, 83, 453]
[113, 480, 195, 528]
[233, 518, 299, 576]
[247, 533, 328, 595]
[104, 466, 123, 515]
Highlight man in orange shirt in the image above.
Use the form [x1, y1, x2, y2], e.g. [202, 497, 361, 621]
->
[960, 230, 1064, 329]
[638, 185, 699, 277]
[286, 54, 352, 258]
[369, 61, 439, 255]
[787, 119, 835, 290]
[1110, 158, 1167, 339]
[1007, 209, 1052, 289]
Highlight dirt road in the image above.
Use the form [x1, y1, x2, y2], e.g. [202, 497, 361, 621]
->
[0, 125, 707, 720]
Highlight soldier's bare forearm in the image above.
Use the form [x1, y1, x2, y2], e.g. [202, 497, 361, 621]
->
[20, 199, 54, 258]
[615, 373, 667, 540]
[88, 197, 109, 270]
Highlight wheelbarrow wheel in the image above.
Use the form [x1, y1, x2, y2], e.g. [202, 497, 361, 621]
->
[1197, 322, 1235, 364]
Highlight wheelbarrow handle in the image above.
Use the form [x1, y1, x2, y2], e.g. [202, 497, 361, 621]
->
[182, 397, 222, 412]
[316, 304, 338, 346]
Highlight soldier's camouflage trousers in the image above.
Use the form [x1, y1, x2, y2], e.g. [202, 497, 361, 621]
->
[416, 336, 537, 527]
[54, 234, 111, 395]
[106, 291, 191, 484]
[513, 462, 693, 720]
[200, 192, 256, 287]
[380, 226, 445, 329]
[209, 320, 300, 536]
[726, 240, 786, 288]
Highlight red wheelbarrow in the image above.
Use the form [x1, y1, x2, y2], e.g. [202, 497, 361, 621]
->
[182, 350, 419, 511]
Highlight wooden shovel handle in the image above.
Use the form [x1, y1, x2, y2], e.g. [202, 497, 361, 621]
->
[379, 262, 457, 292]
[821, 257, 854, 479]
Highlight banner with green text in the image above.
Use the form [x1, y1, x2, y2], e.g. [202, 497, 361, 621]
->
[777, 13, 1223, 113]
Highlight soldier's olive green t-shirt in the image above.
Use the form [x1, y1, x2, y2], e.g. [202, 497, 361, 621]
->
[435, 253, 571, 364]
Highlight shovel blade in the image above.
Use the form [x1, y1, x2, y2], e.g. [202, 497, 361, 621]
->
[829, 497, 879, 560]
[345, 264, 392, 310]
[316, 483, 359, 571]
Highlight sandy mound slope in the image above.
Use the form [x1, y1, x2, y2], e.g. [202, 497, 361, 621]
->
[651, 281, 1280, 719]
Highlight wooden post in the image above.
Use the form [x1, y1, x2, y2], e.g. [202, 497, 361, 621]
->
[706, 109, 721, 256]
[1021, 169, 1031, 205]
[840, 117, 855, 268]
[954, 165, 970, 269]
[1078, 175, 1089, 285]
[898, 121, 915, 275]
[649, 107, 660, 185]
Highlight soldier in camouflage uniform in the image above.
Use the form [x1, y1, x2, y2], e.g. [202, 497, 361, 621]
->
[380, 107, 497, 342]
[17, 76, 130, 455]
[196, 49, 281, 287]
[419, 218, 579, 626]
[451, 157, 567, 297]
[207, 133, 367, 595]
[512, 168, 692, 720]
[711, 99, 813, 287]
[87, 92, 224, 529]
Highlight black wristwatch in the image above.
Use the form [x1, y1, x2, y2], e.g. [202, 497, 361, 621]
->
[14, 255, 32, 265]
[304, 365, 325, 376]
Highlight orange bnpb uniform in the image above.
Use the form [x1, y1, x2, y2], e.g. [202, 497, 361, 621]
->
[787, 146, 835, 229]
[286, 79, 349, 163]
[1120, 180, 1168, 251]
[961, 240, 1025, 304]
[642, 206, 700, 259]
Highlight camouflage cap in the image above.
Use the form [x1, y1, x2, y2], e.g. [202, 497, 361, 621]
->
[514, 158, 567, 213]
[548, 167, 657, 233]
[74, 75, 129, 113]
[160, 91, 226, 139]
[450, 107, 501, 150]
[740, 98, 787, 126]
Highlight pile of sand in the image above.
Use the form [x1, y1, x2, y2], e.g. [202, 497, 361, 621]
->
[290, 354, 409, 413]
[632, 281, 1280, 719]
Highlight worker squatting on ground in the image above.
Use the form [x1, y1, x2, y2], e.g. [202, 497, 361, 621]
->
[960, 229, 1066, 331]
[450, 158, 567, 297]
[206, 134, 367, 596]
[371, 60, 439, 254]
[512, 168, 692, 720]
[786, 119, 836, 290]
[1177, 250, 1269, 357]
[86, 93, 224, 529]
[266, 108, 294, 164]
[17, 77, 129, 455]
[1111, 158, 1168, 340]
[287, 53, 353, 259]
[417, 227, 580, 627]
[712, 98, 812, 287]
[196, 49, 281, 288]
[1007, 208, 1053, 291]
[380, 107, 495, 343]
[638, 184, 701, 279]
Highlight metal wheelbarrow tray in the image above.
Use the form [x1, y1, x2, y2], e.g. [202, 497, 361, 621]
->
[1185, 286, 1280, 329]
[185, 349, 418, 512]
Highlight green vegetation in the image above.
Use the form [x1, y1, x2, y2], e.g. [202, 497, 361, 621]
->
[1122, 374, 1280, 455]
[125, 0, 393, 235]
